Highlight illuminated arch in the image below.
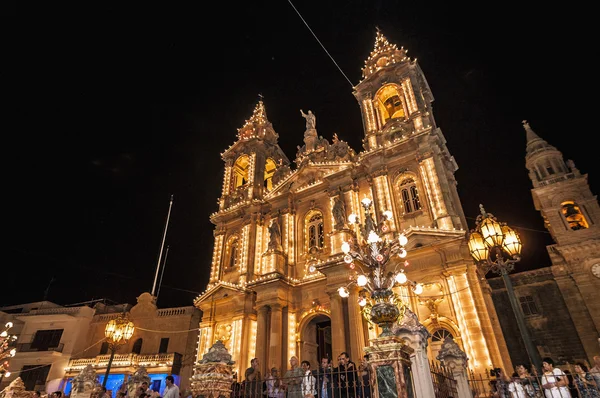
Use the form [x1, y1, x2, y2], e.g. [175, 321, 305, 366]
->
[395, 173, 422, 214]
[264, 158, 277, 192]
[304, 209, 324, 251]
[224, 234, 241, 271]
[232, 155, 250, 189]
[375, 84, 407, 124]
[560, 200, 589, 230]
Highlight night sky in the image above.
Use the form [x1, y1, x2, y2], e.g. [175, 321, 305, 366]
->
[7, 2, 597, 309]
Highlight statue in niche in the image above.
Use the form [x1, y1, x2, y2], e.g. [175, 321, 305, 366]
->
[268, 218, 282, 250]
[332, 196, 347, 230]
[300, 109, 316, 130]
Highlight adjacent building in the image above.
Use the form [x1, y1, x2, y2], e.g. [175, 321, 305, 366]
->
[0, 301, 95, 392]
[1, 293, 201, 397]
[489, 122, 600, 367]
[193, 30, 513, 379]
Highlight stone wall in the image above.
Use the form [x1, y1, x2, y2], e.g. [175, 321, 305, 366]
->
[489, 268, 588, 366]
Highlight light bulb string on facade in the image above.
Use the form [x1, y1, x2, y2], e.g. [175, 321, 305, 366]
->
[135, 326, 201, 334]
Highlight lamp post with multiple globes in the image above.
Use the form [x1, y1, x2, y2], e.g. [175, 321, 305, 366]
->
[102, 313, 135, 388]
[0, 322, 18, 385]
[338, 196, 422, 337]
[467, 204, 542, 372]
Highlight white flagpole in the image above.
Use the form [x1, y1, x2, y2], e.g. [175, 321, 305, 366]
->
[151, 194, 174, 297]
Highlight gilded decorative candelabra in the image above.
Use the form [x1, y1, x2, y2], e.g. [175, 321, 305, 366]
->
[338, 197, 422, 337]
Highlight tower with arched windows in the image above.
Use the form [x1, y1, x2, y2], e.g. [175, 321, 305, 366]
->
[193, 30, 513, 379]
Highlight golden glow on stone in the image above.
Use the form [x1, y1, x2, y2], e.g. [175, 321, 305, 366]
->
[210, 235, 224, 283]
[462, 273, 493, 369]
[254, 223, 264, 274]
[402, 78, 418, 114]
[375, 175, 396, 231]
[420, 158, 448, 222]
[363, 99, 377, 132]
[447, 275, 477, 371]
[241, 225, 250, 274]
[249, 319, 257, 362]
[288, 312, 297, 358]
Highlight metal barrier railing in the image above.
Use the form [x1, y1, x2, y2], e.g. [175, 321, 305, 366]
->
[467, 363, 600, 398]
[429, 361, 458, 398]
[230, 367, 374, 398]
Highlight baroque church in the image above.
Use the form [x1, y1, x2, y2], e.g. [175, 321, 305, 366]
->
[192, 31, 513, 378]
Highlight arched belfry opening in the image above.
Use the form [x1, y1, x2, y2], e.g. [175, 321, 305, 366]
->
[299, 313, 332, 368]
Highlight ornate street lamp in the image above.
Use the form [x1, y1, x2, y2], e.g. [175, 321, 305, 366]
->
[0, 321, 18, 383]
[102, 313, 135, 387]
[468, 204, 542, 371]
[338, 196, 422, 337]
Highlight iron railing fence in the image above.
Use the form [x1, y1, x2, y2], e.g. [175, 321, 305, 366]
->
[468, 364, 600, 398]
[230, 367, 375, 398]
[429, 361, 458, 398]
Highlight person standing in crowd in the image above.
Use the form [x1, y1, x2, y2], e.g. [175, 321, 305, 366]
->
[301, 361, 316, 398]
[357, 355, 371, 398]
[244, 358, 262, 397]
[491, 368, 510, 398]
[514, 364, 540, 397]
[163, 376, 179, 398]
[334, 352, 357, 398]
[540, 357, 571, 398]
[590, 357, 600, 389]
[573, 363, 600, 398]
[283, 356, 303, 398]
[265, 367, 284, 398]
[317, 357, 333, 398]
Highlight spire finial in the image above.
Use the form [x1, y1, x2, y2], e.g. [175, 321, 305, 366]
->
[479, 204, 488, 217]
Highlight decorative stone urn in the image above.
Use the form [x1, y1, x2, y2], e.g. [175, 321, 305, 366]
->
[370, 289, 400, 337]
[70, 365, 100, 398]
[191, 340, 235, 398]
[1, 377, 33, 398]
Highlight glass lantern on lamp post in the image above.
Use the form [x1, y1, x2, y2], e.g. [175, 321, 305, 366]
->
[338, 196, 423, 337]
[467, 204, 542, 372]
[103, 313, 135, 388]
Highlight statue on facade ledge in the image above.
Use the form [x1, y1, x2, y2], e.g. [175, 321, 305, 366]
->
[268, 219, 282, 250]
[300, 109, 316, 131]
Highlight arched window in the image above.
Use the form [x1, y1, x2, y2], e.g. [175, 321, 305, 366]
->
[264, 158, 277, 191]
[225, 237, 239, 270]
[561, 201, 589, 230]
[399, 177, 422, 213]
[306, 211, 324, 250]
[232, 155, 250, 189]
[132, 338, 143, 354]
[375, 84, 406, 124]
[431, 329, 453, 342]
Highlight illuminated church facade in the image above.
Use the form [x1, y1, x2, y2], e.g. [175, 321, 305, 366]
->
[193, 31, 512, 378]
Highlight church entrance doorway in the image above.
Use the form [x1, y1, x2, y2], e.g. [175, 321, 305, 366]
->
[300, 314, 332, 368]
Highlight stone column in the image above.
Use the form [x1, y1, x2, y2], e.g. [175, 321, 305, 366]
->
[436, 336, 471, 398]
[394, 309, 435, 398]
[256, 305, 270, 375]
[348, 287, 366, 362]
[269, 304, 283, 372]
[328, 291, 347, 356]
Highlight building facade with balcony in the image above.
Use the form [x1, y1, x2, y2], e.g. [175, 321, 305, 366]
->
[63, 293, 201, 398]
[0, 301, 95, 393]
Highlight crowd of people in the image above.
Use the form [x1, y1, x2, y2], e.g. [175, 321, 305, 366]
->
[490, 356, 600, 398]
[232, 352, 371, 398]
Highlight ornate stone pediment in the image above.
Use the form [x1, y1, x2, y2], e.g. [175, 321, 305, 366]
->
[199, 340, 235, 365]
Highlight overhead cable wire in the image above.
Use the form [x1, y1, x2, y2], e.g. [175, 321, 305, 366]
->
[287, 0, 354, 87]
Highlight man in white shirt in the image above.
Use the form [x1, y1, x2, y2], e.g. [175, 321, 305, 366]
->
[162, 376, 179, 398]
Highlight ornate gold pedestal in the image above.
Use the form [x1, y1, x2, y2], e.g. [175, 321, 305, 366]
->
[365, 335, 414, 398]
[191, 340, 235, 398]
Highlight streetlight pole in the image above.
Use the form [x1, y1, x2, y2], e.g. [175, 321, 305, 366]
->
[102, 313, 135, 388]
[468, 204, 542, 373]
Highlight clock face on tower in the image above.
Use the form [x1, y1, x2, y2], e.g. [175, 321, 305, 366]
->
[592, 263, 600, 279]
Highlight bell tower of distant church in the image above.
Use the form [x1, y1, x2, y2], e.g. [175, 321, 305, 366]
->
[524, 120, 600, 360]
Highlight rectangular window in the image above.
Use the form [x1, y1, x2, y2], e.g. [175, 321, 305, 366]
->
[20, 365, 51, 391]
[31, 329, 63, 350]
[159, 338, 169, 353]
[519, 296, 539, 316]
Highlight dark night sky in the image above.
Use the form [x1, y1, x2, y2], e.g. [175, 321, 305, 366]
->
[7, 2, 598, 309]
